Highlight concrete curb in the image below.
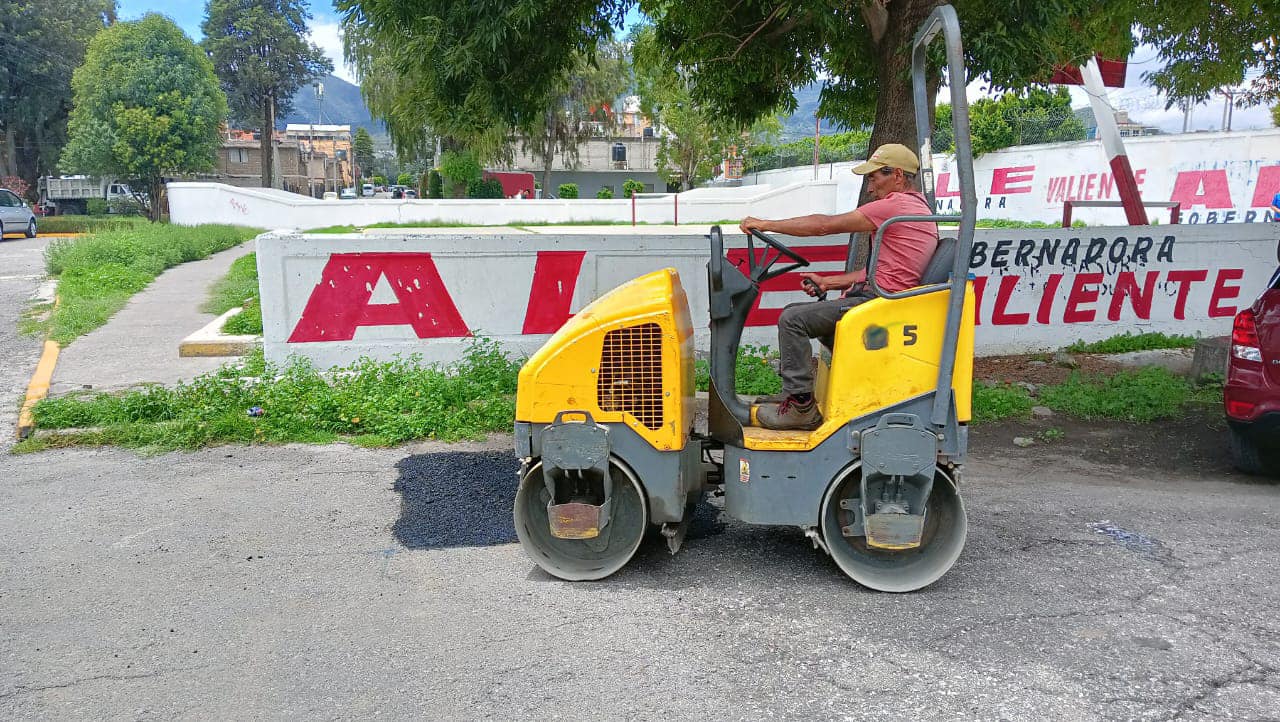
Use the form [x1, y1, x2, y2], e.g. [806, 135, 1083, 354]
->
[17, 339, 60, 441]
[179, 307, 260, 358]
[17, 284, 61, 441]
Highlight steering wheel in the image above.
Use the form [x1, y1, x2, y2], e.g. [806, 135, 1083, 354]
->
[746, 228, 812, 282]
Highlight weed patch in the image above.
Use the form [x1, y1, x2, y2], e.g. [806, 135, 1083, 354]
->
[37, 215, 149, 235]
[694, 345, 782, 396]
[40, 224, 259, 344]
[204, 252, 262, 335]
[1039, 367, 1212, 423]
[972, 382, 1034, 423]
[22, 339, 521, 452]
[1064, 332, 1199, 354]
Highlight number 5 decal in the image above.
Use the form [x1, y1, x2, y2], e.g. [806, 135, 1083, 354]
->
[903, 324, 918, 346]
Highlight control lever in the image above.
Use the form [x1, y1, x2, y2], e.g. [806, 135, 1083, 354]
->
[802, 277, 828, 302]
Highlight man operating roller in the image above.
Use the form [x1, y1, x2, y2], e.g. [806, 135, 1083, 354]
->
[738, 143, 939, 431]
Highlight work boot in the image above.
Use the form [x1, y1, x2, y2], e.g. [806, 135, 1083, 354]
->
[756, 395, 822, 431]
[752, 392, 786, 405]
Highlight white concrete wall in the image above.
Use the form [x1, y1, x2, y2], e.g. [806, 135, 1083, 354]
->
[256, 223, 1280, 368]
[181, 128, 1280, 232]
[743, 128, 1280, 226]
[168, 181, 839, 230]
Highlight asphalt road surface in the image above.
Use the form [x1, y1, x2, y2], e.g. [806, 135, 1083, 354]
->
[3, 438, 1278, 719]
[0, 234, 50, 447]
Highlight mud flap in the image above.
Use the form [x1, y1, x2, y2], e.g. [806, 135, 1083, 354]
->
[540, 411, 613, 540]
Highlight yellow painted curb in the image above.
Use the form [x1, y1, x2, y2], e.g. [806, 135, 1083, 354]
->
[17, 339, 60, 441]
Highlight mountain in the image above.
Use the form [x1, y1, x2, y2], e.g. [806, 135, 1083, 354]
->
[281, 74, 383, 135]
[780, 82, 852, 141]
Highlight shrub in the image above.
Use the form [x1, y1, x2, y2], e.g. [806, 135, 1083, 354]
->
[622, 179, 644, 198]
[427, 169, 443, 199]
[1, 175, 30, 201]
[596, 187, 614, 199]
[108, 196, 145, 216]
[557, 183, 579, 199]
[439, 150, 482, 198]
[396, 172, 413, 186]
[372, 174, 387, 187]
[86, 198, 109, 216]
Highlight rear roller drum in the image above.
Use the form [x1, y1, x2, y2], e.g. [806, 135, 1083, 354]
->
[819, 465, 967, 592]
[514, 459, 648, 581]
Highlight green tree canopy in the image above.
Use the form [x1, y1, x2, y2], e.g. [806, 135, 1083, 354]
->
[0, 0, 115, 187]
[337, 0, 1280, 201]
[934, 87, 1085, 156]
[60, 14, 227, 221]
[202, 0, 332, 189]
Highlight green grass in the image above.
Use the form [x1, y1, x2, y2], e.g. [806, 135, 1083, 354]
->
[19, 338, 520, 453]
[973, 382, 1035, 423]
[41, 224, 261, 344]
[1064, 332, 1199, 354]
[694, 344, 783, 396]
[17, 339, 1224, 452]
[1038, 367, 1217, 423]
[203, 253, 263, 335]
[36, 215, 149, 235]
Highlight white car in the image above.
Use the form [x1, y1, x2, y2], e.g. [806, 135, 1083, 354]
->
[0, 188, 37, 238]
[339, 188, 357, 200]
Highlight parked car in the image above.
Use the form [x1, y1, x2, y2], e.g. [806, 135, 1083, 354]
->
[340, 188, 357, 200]
[0, 188, 37, 238]
[362, 183, 375, 197]
[404, 188, 418, 199]
[1224, 264, 1280, 475]
[322, 191, 338, 201]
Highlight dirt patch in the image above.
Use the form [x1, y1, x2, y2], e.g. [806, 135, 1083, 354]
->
[974, 353, 1127, 388]
[969, 405, 1247, 480]
[969, 353, 1258, 480]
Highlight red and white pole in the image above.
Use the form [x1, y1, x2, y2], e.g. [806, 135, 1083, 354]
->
[1081, 57, 1147, 225]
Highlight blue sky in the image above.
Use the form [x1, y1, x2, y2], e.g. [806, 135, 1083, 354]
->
[116, 1, 1270, 132]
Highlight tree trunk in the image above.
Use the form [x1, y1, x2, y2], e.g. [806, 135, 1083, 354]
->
[148, 178, 163, 223]
[260, 96, 276, 189]
[3, 126, 16, 178]
[540, 112, 555, 196]
[859, 0, 944, 205]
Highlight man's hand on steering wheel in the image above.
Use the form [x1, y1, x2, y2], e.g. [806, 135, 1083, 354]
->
[739, 217, 769, 235]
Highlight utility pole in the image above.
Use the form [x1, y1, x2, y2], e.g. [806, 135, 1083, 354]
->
[313, 81, 326, 190]
[1220, 88, 1238, 132]
[1182, 100, 1192, 133]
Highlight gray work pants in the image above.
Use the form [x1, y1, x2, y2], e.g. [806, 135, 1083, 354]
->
[777, 295, 873, 396]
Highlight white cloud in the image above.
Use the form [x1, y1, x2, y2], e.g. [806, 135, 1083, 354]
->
[310, 20, 358, 85]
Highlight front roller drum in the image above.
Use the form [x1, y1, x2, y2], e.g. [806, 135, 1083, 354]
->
[514, 459, 649, 581]
[819, 465, 967, 592]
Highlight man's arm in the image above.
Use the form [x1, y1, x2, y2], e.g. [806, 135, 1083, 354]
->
[740, 209, 876, 237]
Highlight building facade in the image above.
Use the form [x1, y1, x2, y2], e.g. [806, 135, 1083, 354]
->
[216, 126, 354, 197]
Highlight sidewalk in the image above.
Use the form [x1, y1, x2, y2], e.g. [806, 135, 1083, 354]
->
[50, 241, 256, 396]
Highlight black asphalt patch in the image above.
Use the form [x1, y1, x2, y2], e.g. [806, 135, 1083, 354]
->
[393, 451, 521, 549]
[392, 449, 727, 550]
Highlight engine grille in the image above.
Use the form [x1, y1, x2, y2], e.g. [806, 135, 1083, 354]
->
[597, 322, 664, 430]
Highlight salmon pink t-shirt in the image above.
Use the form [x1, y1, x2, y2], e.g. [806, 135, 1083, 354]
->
[856, 191, 938, 293]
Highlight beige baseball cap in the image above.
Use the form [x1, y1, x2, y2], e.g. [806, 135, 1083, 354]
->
[852, 143, 920, 175]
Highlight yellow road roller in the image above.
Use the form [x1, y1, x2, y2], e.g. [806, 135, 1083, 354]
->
[513, 5, 977, 591]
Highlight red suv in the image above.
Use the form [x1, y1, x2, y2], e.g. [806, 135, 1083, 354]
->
[1225, 265, 1280, 475]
